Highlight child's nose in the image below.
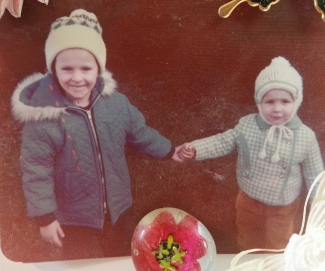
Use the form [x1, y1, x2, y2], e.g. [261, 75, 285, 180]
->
[71, 71, 82, 81]
[273, 102, 281, 111]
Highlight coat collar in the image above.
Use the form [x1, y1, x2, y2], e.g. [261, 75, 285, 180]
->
[11, 70, 117, 123]
[255, 113, 302, 130]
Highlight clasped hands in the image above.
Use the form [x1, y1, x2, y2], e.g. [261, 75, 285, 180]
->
[172, 143, 196, 162]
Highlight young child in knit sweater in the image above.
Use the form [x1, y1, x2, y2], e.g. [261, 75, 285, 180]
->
[176, 56, 324, 250]
[11, 9, 179, 259]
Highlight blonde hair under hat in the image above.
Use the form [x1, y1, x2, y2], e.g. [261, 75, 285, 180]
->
[45, 9, 106, 75]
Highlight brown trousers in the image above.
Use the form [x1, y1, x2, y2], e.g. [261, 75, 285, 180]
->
[235, 189, 300, 251]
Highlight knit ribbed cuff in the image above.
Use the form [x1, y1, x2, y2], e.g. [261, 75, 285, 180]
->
[162, 146, 175, 160]
[35, 213, 56, 227]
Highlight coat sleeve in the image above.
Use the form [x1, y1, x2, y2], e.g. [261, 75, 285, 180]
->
[124, 97, 172, 159]
[192, 128, 238, 161]
[20, 122, 58, 217]
[301, 132, 324, 202]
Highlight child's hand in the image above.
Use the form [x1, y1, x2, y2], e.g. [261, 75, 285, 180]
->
[40, 220, 65, 247]
[173, 143, 196, 162]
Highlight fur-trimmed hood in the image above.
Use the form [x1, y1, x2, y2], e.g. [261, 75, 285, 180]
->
[11, 70, 117, 123]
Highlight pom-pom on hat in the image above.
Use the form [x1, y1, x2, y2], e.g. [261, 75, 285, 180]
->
[45, 9, 106, 75]
[255, 56, 303, 125]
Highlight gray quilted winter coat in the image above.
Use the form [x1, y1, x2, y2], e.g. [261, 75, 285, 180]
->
[11, 70, 172, 229]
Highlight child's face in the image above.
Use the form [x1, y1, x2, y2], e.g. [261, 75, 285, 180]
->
[260, 89, 295, 125]
[55, 48, 98, 106]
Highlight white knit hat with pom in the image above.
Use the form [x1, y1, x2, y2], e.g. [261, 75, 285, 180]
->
[255, 56, 303, 125]
[45, 9, 106, 75]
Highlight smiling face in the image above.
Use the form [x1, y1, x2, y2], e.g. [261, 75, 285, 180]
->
[260, 89, 295, 125]
[55, 48, 99, 107]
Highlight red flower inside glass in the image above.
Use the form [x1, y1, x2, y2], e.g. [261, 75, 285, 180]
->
[131, 208, 217, 271]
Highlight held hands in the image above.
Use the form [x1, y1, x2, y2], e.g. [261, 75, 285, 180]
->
[40, 220, 65, 247]
[172, 143, 196, 162]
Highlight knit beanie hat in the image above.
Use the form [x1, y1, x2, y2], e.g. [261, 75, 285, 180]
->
[255, 56, 303, 125]
[45, 9, 106, 75]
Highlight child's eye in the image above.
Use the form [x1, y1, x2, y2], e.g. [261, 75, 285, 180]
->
[82, 67, 92, 71]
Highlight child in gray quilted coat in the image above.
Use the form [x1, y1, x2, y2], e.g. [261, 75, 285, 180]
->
[176, 56, 324, 251]
[11, 9, 178, 259]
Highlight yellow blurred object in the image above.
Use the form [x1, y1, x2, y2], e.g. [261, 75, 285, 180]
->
[218, 0, 280, 18]
[314, 0, 325, 22]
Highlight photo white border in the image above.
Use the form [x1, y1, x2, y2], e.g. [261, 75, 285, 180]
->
[0, 250, 270, 271]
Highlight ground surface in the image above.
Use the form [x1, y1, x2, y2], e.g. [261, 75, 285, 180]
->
[0, 0, 324, 263]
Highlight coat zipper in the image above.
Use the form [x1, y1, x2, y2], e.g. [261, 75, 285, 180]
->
[67, 103, 108, 215]
[85, 110, 108, 214]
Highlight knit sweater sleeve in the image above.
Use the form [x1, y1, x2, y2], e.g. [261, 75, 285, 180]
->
[20, 121, 58, 218]
[192, 128, 238, 161]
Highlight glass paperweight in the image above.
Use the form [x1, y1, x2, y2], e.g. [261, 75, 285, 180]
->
[131, 207, 217, 271]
